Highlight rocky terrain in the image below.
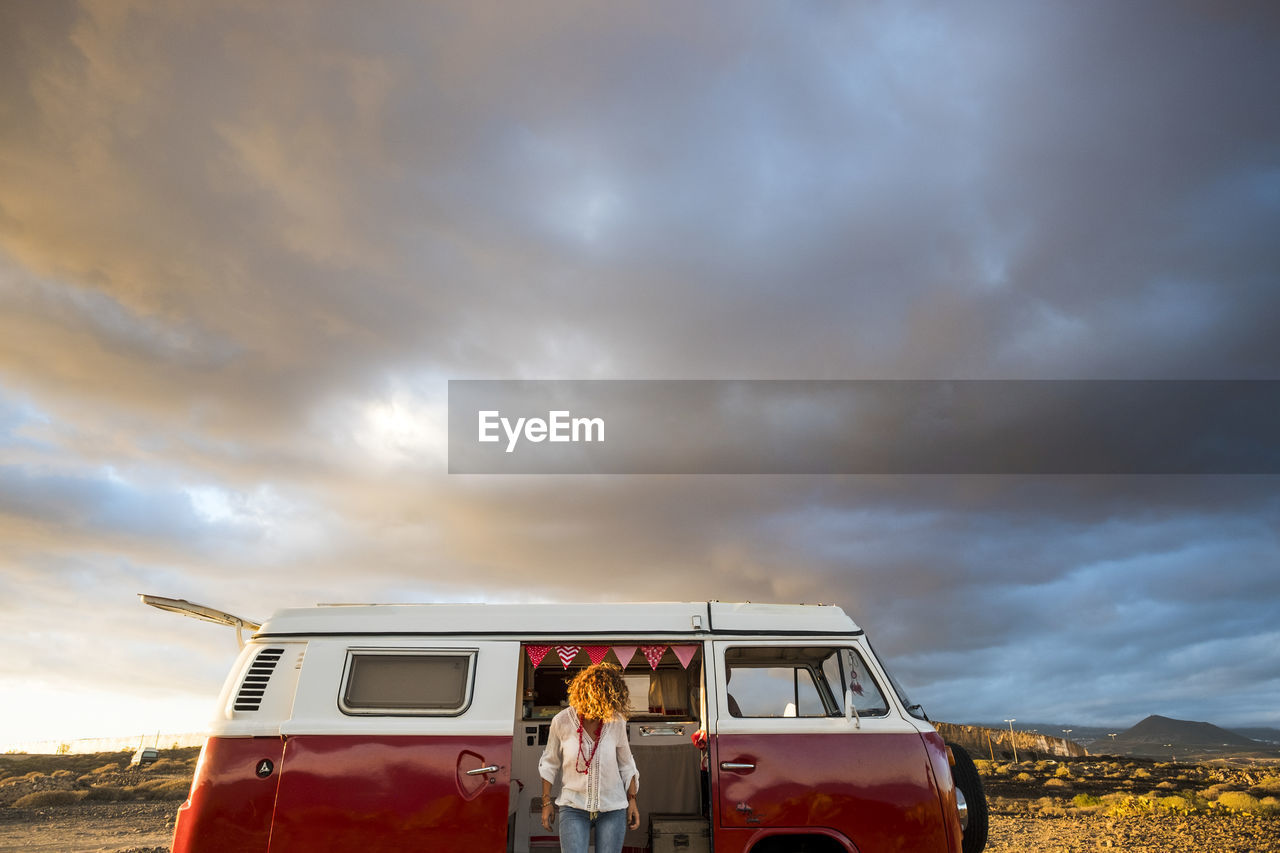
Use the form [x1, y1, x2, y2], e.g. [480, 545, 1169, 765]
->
[979, 752, 1280, 852]
[0, 748, 192, 852]
[3, 748, 1280, 851]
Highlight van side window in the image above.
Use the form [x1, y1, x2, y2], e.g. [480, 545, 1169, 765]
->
[340, 649, 475, 715]
[821, 648, 891, 717]
[725, 646, 889, 718]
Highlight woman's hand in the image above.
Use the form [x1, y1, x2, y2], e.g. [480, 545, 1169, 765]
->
[541, 799, 555, 831]
[627, 798, 640, 830]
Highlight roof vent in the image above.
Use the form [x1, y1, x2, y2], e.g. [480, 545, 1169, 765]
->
[234, 647, 284, 711]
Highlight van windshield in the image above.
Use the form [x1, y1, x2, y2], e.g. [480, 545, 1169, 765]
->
[866, 640, 928, 721]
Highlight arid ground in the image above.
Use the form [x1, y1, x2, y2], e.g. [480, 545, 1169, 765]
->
[3, 749, 1279, 852]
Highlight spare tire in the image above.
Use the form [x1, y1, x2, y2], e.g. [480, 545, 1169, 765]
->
[946, 742, 988, 853]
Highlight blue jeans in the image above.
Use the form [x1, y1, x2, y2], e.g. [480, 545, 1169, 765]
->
[558, 805, 627, 853]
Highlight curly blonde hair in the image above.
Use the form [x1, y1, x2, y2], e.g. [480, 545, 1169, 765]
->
[567, 662, 631, 721]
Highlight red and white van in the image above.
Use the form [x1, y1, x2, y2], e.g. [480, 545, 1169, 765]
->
[143, 597, 986, 853]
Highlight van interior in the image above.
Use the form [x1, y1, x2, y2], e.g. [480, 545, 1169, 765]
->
[510, 643, 706, 853]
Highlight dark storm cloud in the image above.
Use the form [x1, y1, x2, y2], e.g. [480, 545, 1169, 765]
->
[5, 1, 1279, 396]
[0, 0, 1278, 739]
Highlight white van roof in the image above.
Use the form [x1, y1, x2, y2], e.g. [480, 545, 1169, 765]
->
[254, 601, 861, 638]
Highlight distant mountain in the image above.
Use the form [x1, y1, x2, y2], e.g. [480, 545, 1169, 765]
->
[1116, 714, 1255, 747]
[1101, 715, 1279, 759]
[1229, 726, 1280, 745]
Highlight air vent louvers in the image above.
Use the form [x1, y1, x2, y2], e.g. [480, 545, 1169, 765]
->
[233, 648, 284, 711]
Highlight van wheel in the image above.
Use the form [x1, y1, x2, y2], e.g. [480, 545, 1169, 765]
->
[947, 742, 988, 853]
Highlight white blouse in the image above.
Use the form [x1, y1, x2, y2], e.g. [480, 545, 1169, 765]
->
[538, 707, 640, 814]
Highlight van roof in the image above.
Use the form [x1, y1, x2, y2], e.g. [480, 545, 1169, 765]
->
[254, 601, 861, 638]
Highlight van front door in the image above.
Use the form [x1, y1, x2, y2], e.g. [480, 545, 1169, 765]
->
[711, 641, 950, 853]
[267, 640, 518, 853]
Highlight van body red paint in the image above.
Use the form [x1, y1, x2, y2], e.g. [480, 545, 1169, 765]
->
[713, 732, 953, 853]
[172, 737, 283, 853]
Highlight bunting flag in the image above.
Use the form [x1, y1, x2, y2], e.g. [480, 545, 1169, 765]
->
[527, 642, 698, 670]
[641, 645, 667, 669]
[671, 644, 698, 670]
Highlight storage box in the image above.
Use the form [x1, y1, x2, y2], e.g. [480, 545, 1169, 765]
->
[649, 814, 710, 853]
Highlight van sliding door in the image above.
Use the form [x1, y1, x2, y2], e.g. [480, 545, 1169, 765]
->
[267, 639, 518, 853]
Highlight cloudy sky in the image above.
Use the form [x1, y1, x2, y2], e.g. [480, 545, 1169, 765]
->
[1, 0, 1278, 746]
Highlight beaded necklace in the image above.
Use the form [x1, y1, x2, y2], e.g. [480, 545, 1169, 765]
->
[574, 715, 605, 774]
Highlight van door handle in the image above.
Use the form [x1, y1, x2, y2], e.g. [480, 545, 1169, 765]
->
[466, 765, 500, 776]
[720, 762, 755, 771]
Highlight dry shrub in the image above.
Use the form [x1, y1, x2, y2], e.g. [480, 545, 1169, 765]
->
[82, 785, 129, 802]
[1215, 791, 1264, 813]
[1043, 778, 1071, 789]
[1104, 795, 1155, 818]
[1132, 768, 1151, 779]
[0, 758, 57, 776]
[1155, 780, 1177, 790]
[50, 769, 76, 780]
[13, 790, 83, 808]
[987, 795, 1017, 812]
[1014, 772, 1034, 782]
[1252, 776, 1280, 796]
[91, 762, 121, 774]
[1201, 783, 1239, 800]
[130, 778, 191, 800]
[1053, 764, 1072, 778]
[973, 759, 993, 775]
[1034, 796, 1066, 817]
[160, 779, 191, 799]
[1154, 795, 1197, 814]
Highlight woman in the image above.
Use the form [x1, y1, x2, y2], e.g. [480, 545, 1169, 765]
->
[539, 662, 640, 853]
